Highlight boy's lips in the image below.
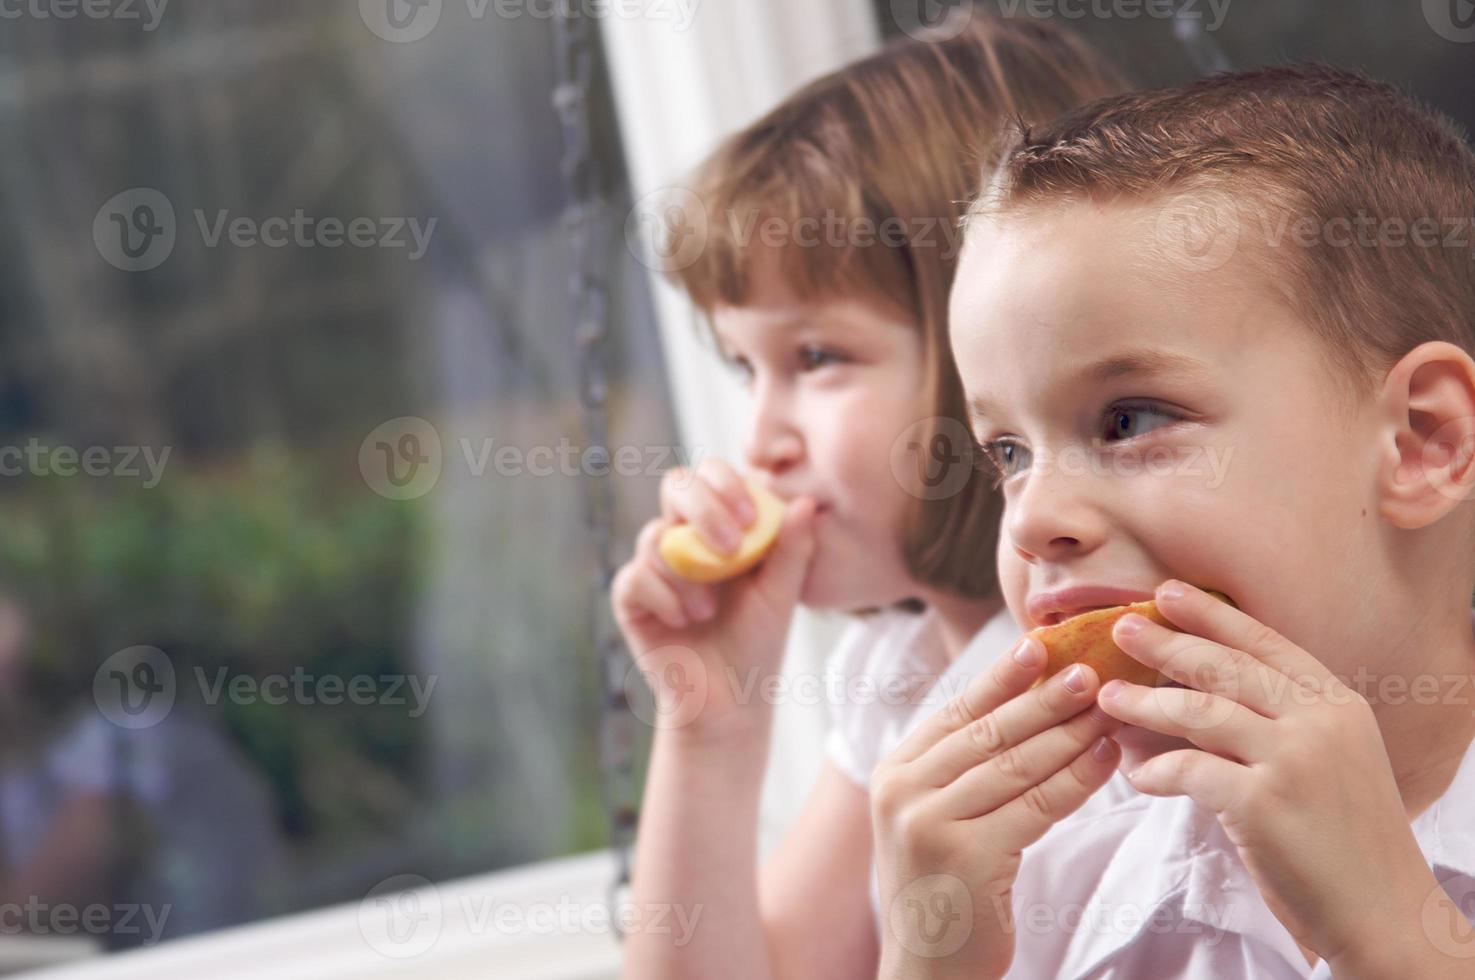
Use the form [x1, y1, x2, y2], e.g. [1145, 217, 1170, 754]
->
[1026, 584, 1157, 629]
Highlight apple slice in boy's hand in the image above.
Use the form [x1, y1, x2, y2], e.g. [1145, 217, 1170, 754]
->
[1029, 590, 1237, 689]
[658, 480, 786, 584]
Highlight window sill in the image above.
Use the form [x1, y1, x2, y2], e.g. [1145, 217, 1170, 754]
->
[21, 850, 624, 980]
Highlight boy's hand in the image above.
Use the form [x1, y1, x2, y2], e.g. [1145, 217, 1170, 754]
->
[870, 638, 1122, 980]
[611, 459, 818, 743]
[1098, 580, 1445, 972]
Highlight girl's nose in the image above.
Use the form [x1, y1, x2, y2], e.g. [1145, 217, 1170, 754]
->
[737, 377, 808, 475]
[743, 426, 802, 474]
[742, 387, 802, 473]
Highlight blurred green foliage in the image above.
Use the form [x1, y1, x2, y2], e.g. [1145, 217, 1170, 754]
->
[0, 448, 428, 842]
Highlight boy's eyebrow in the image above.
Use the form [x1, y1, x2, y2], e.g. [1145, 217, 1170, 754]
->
[966, 348, 1215, 428]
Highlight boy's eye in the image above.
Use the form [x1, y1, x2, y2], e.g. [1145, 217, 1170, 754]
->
[799, 345, 844, 371]
[1101, 402, 1179, 442]
[976, 437, 1031, 487]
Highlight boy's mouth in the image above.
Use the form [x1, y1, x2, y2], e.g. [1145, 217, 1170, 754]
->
[1026, 586, 1157, 628]
[1038, 604, 1116, 627]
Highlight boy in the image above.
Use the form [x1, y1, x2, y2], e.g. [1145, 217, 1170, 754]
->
[871, 64, 1475, 978]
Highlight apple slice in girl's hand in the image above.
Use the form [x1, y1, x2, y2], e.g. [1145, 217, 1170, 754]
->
[658, 481, 786, 584]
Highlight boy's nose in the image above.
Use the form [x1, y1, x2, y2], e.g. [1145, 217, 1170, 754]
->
[1005, 465, 1108, 564]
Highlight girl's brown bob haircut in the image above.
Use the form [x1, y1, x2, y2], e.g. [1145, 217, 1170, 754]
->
[668, 14, 1129, 602]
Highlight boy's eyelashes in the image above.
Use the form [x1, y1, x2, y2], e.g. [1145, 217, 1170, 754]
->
[972, 437, 1022, 491]
[971, 399, 1190, 488]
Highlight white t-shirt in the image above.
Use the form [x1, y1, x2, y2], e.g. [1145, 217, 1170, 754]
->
[996, 611, 1475, 979]
[821, 604, 1023, 927]
[822, 605, 1021, 789]
[827, 606, 1475, 978]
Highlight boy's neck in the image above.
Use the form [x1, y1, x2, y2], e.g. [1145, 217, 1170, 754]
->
[1373, 606, 1475, 821]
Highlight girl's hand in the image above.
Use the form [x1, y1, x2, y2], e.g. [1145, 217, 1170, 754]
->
[611, 458, 818, 743]
[1098, 580, 1443, 971]
[870, 637, 1123, 980]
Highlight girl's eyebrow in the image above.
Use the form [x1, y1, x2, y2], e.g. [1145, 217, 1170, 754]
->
[966, 348, 1213, 428]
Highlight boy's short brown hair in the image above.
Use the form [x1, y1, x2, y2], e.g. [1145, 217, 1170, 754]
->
[975, 63, 1475, 408]
[669, 14, 1127, 602]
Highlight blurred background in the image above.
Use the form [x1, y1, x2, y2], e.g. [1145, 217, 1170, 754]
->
[0, 0, 1470, 976]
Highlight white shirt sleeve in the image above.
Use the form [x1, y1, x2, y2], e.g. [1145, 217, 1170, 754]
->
[822, 610, 937, 790]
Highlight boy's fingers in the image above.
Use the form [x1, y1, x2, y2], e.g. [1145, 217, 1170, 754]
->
[1152, 580, 1335, 692]
[915, 661, 1103, 787]
[982, 735, 1120, 851]
[660, 467, 746, 556]
[941, 703, 1123, 819]
[891, 636, 1045, 765]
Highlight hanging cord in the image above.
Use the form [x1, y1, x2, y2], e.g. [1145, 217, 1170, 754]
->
[551, 8, 639, 941]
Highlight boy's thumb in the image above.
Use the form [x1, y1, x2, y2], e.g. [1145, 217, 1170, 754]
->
[754, 497, 819, 599]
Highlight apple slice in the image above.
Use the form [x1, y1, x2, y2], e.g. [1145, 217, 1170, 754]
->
[1028, 589, 1236, 689]
[659, 481, 787, 584]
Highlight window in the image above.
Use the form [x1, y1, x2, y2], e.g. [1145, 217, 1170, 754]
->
[0, 2, 673, 960]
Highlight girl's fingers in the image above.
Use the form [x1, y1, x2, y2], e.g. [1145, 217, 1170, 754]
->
[890, 635, 1046, 766]
[660, 465, 748, 556]
[611, 555, 689, 632]
[636, 520, 719, 623]
[915, 659, 1105, 787]
[694, 458, 759, 528]
[978, 734, 1120, 852]
[940, 701, 1123, 820]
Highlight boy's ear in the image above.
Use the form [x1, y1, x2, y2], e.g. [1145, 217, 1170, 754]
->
[1376, 341, 1475, 529]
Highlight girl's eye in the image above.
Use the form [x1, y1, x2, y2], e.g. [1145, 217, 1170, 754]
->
[975, 437, 1031, 488]
[799, 345, 845, 371]
[1101, 402, 1180, 442]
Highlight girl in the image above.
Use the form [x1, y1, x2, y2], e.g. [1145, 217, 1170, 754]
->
[611, 15, 1126, 979]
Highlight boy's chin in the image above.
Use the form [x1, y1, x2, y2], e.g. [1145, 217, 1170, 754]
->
[1113, 725, 1197, 777]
